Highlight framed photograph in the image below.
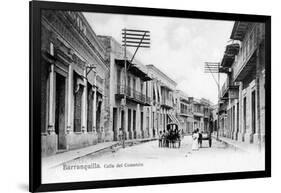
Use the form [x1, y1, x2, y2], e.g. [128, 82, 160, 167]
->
[29, 0, 271, 192]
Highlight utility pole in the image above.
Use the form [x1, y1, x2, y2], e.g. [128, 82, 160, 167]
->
[121, 28, 150, 147]
[204, 62, 221, 140]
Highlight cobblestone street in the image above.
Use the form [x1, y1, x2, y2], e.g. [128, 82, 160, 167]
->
[42, 136, 265, 184]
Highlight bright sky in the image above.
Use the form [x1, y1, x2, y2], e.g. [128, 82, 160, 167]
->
[84, 12, 234, 104]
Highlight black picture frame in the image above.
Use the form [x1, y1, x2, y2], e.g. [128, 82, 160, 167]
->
[29, 1, 271, 192]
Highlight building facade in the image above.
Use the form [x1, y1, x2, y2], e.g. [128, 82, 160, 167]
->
[98, 36, 153, 141]
[146, 65, 179, 136]
[40, 11, 220, 157]
[174, 90, 194, 135]
[41, 11, 110, 156]
[218, 22, 265, 145]
[192, 98, 212, 132]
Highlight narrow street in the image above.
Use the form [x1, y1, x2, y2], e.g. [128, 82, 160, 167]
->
[42, 136, 265, 184]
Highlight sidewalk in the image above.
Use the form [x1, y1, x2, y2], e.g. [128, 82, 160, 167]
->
[42, 141, 118, 169]
[42, 138, 157, 169]
[213, 135, 264, 154]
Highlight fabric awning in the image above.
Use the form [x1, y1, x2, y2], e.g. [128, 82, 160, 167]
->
[167, 113, 180, 125]
[153, 81, 158, 103]
[157, 84, 162, 104]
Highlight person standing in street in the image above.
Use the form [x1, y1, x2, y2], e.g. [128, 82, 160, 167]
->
[158, 130, 163, 147]
[198, 130, 203, 148]
[192, 129, 199, 151]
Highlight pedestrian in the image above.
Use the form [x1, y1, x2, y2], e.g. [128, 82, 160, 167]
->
[162, 130, 167, 147]
[174, 127, 180, 148]
[192, 129, 199, 151]
[158, 131, 163, 147]
[198, 130, 203, 148]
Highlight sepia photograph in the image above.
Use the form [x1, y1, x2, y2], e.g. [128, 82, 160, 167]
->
[38, 5, 268, 186]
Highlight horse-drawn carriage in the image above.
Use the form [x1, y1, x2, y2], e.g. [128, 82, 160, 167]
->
[159, 123, 182, 148]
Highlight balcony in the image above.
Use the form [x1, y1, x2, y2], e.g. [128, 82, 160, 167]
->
[161, 99, 173, 109]
[218, 101, 227, 115]
[179, 109, 193, 117]
[116, 84, 151, 106]
[193, 111, 203, 117]
[221, 77, 239, 99]
[193, 103, 204, 117]
[203, 110, 210, 118]
[232, 23, 265, 82]
[220, 42, 240, 68]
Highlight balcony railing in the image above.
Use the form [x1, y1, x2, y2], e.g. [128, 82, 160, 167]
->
[233, 23, 265, 81]
[161, 99, 173, 108]
[179, 108, 193, 117]
[116, 84, 151, 105]
[204, 110, 210, 118]
[218, 102, 227, 115]
[193, 107, 204, 117]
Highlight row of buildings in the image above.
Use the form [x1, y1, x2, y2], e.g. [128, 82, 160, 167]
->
[41, 10, 213, 156]
[215, 21, 266, 146]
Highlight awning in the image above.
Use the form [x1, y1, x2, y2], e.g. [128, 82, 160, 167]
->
[167, 113, 180, 125]
[153, 81, 158, 103]
[157, 83, 162, 104]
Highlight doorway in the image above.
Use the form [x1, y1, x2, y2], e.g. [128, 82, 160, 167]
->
[112, 108, 118, 141]
[87, 84, 93, 132]
[133, 110, 136, 139]
[96, 100, 102, 142]
[55, 73, 66, 150]
[128, 109, 132, 139]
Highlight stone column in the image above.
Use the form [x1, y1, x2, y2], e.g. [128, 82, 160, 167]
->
[234, 101, 238, 140]
[260, 69, 265, 144]
[117, 108, 122, 137]
[253, 48, 261, 145]
[81, 69, 87, 133]
[244, 88, 252, 143]
[237, 84, 244, 142]
[66, 64, 73, 134]
[148, 107, 152, 138]
[47, 44, 56, 135]
[160, 109, 163, 131]
[124, 107, 128, 140]
[136, 104, 141, 138]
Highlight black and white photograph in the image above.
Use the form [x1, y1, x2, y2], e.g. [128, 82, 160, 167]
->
[2, 0, 281, 192]
[39, 7, 268, 185]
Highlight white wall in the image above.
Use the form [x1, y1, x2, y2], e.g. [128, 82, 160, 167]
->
[0, 0, 279, 193]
